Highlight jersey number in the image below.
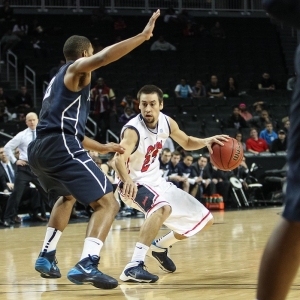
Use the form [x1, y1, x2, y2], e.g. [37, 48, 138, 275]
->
[141, 141, 163, 172]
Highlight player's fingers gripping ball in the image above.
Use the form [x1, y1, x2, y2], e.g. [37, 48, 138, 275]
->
[210, 137, 244, 171]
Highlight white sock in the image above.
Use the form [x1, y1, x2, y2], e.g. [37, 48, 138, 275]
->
[154, 231, 180, 249]
[80, 237, 103, 261]
[41, 227, 62, 253]
[131, 242, 149, 262]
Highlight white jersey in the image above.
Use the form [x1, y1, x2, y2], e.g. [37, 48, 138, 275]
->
[121, 112, 171, 186]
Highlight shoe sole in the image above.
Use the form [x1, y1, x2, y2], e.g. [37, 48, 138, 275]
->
[147, 252, 176, 273]
[40, 272, 61, 279]
[67, 273, 118, 289]
[35, 265, 61, 279]
[119, 272, 158, 283]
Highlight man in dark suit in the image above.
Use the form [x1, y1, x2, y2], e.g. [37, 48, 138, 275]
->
[190, 155, 214, 200]
[232, 156, 250, 189]
[0, 145, 46, 226]
[0, 145, 16, 222]
[211, 166, 231, 204]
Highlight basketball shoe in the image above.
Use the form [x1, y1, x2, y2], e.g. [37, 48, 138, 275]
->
[149, 242, 176, 273]
[35, 250, 61, 278]
[120, 261, 159, 283]
[67, 255, 118, 289]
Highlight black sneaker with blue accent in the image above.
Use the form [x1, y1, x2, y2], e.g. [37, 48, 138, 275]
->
[35, 250, 61, 278]
[150, 243, 176, 273]
[67, 255, 118, 289]
[120, 261, 159, 283]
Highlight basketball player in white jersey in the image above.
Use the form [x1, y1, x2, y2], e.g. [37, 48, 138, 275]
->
[112, 85, 228, 282]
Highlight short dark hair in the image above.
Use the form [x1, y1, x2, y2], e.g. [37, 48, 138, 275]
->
[171, 150, 181, 157]
[184, 152, 193, 158]
[198, 155, 208, 161]
[137, 85, 163, 104]
[63, 35, 91, 61]
[162, 148, 171, 154]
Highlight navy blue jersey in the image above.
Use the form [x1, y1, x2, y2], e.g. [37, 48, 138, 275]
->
[168, 161, 182, 176]
[37, 62, 90, 141]
[178, 161, 193, 178]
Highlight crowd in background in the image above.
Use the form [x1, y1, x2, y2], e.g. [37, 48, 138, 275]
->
[0, 2, 290, 225]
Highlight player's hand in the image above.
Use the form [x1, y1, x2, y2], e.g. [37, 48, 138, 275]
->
[205, 135, 229, 154]
[16, 159, 27, 166]
[142, 9, 160, 40]
[99, 143, 125, 154]
[7, 183, 14, 190]
[120, 180, 138, 200]
[195, 177, 203, 183]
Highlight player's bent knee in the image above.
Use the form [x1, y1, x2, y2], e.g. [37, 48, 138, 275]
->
[63, 195, 76, 204]
[157, 204, 172, 218]
[91, 192, 120, 214]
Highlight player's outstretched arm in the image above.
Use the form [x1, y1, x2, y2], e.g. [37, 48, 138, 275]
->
[169, 117, 228, 153]
[111, 128, 138, 200]
[82, 135, 125, 154]
[70, 9, 160, 74]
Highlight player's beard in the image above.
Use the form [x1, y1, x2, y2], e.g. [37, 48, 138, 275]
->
[144, 116, 155, 126]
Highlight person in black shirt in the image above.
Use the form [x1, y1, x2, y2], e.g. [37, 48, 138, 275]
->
[159, 148, 171, 179]
[206, 75, 224, 98]
[190, 156, 213, 200]
[258, 72, 275, 90]
[224, 77, 239, 97]
[227, 106, 248, 129]
[177, 153, 196, 193]
[270, 129, 287, 153]
[211, 166, 231, 203]
[167, 151, 186, 188]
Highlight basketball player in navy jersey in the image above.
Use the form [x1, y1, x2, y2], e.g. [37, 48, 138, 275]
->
[256, 1, 300, 299]
[113, 85, 228, 282]
[27, 10, 160, 290]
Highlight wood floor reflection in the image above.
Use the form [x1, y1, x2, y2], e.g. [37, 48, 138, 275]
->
[1, 207, 300, 300]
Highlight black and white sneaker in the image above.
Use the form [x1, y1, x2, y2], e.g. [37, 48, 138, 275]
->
[149, 243, 176, 273]
[120, 261, 159, 283]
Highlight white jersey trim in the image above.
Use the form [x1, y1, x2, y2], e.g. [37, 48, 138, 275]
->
[61, 95, 107, 193]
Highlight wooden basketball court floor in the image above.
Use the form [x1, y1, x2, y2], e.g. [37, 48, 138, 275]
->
[1, 207, 300, 300]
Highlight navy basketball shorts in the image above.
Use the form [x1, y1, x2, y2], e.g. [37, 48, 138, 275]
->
[28, 134, 113, 205]
[282, 45, 300, 222]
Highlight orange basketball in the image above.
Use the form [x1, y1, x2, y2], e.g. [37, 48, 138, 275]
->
[210, 137, 244, 171]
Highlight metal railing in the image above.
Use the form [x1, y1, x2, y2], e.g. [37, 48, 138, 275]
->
[106, 129, 119, 143]
[86, 116, 97, 138]
[10, 0, 265, 13]
[24, 65, 36, 108]
[42, 81, 49, 94]
[6, 50, 18, 90]
[0, 131, 13, 139]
